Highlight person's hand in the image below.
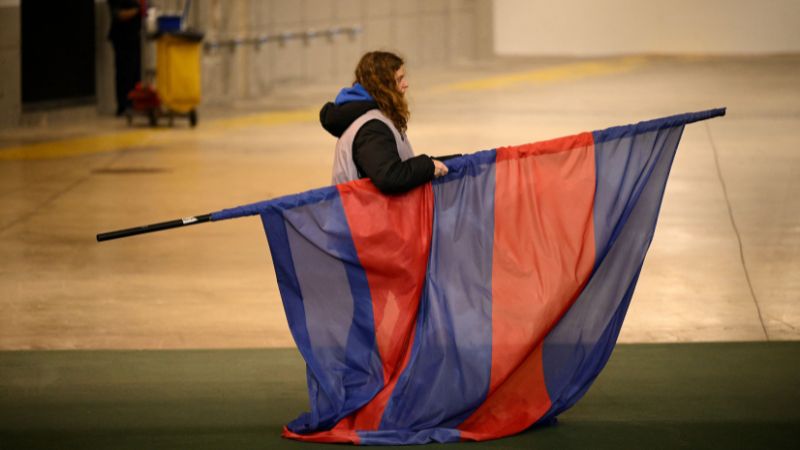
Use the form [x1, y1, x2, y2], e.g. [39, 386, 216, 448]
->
[433, 159, 449, 178]
[117, 8, 140, 21]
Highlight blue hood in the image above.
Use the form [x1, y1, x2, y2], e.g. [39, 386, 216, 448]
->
[335, 83, 374, 105]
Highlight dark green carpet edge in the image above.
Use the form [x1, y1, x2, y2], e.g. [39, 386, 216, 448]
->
[1, 342, 798, 449]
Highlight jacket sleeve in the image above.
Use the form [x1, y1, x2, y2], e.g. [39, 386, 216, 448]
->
[352, 120, 435, 194]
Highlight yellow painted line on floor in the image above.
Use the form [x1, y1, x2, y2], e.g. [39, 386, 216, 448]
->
[0, 130, 155, 161]
[435, 56, 649, 92]
[0, 108, 318, 161]
[210, 108, 317, 130]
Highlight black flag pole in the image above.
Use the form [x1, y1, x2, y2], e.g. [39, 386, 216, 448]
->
[96, 155, 466, 243]
[95, 108, 726, 243]
[96, 214, 212, 242]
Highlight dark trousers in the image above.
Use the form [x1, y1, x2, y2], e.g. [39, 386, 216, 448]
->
[111, 37, 141, 114]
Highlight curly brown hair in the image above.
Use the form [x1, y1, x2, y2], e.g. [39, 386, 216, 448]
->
[355, 51, 409, 133]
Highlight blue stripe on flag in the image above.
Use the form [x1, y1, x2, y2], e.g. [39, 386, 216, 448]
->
[379, 150, 497, 431]
[357, 427, 463, 445]
[261, 187, 384, 433]
[594, 108, 724, 144]
[540, 124, 685, 422]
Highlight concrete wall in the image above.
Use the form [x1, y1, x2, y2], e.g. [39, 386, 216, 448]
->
[494, 0, 800, 56]
[188, 0, 493, 105]
[0, 0, 492, 128]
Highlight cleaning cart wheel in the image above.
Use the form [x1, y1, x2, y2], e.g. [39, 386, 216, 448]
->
[148, 110, 158, 127]
[189, 110, 198, 128]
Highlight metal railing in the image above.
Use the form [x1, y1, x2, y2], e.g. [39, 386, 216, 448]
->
[203, 25, 363, 52]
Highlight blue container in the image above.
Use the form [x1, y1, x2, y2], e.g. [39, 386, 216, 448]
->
[157, 15, 182, 33]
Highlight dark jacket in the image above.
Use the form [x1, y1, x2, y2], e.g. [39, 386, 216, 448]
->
[320, 101, 435, 194]
[107, 0, 141, 43]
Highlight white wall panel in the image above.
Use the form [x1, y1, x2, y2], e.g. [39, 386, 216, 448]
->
[495, 0, 800, 56]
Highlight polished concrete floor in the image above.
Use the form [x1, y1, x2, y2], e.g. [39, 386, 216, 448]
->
[1, 54, 798, 350]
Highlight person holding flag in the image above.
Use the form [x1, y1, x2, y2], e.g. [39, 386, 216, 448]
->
[320, 51, 449, 193]
[96, 49, 725, 444]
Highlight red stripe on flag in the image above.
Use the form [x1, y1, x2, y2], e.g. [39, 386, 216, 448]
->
[281, 425, 361, 444]
[337, 180, 434, 430]
[458, 344, 549, 440]
[459, 132, 597, 436]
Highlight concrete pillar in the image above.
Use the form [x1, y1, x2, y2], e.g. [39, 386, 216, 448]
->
[0, 2, 21, 128]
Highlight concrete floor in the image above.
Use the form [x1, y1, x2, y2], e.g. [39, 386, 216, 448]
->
[0, 54, 798, 350]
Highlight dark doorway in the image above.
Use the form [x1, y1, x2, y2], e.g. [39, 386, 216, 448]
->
[21, 0, 96, 109]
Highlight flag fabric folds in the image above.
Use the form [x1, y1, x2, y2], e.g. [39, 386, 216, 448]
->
[211, 108, 725, 445]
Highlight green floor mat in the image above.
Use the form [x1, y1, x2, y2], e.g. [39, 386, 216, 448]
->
[1, 342, 798, 449]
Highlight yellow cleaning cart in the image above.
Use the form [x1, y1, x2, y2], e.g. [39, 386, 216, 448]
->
[155, 31, 202, 126]
[127, 29, 203, 127]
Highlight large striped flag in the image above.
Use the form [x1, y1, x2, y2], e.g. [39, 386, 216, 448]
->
[212, 108, 725, 445]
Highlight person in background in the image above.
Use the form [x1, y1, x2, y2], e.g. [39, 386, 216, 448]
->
[107, 0, 142, 116]
[320, 51, 449, 193]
